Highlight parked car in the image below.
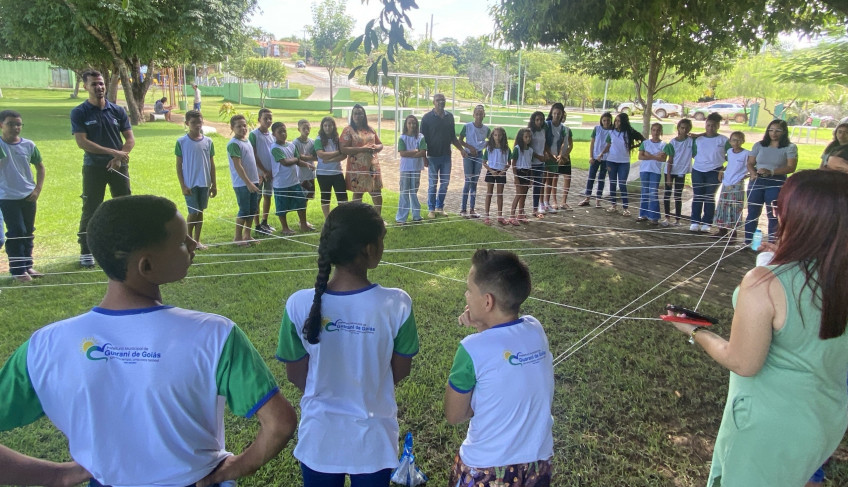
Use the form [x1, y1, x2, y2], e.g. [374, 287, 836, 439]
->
[295, 60, 306, 68]
[616, 99, 682, 119]
[691, 103, 748, 123]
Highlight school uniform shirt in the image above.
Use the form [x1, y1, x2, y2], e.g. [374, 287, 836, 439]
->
[314, 137, 343, 176]
[666, 137, 694, 176]
[459, 123, 491, 153]
[175, 134, 215, 189]
[724, 148, 750, 186]
[530, 129, 546, 166]
[638, 140, 671, 174]
[0, 306, 278, 487]
[693, 134, 730, 172]
[511, 146, 534, 170]
[270, 142, 300, 188]
[591, 126, 612, 160]
[398, 134, 427, 172]
[483, 147, 509, 171]
[605, 130, 633, 163]
[248, 128, 275, 173]
[226, 138, 260, 188]
[293, 137, 316, 182]
[0, 137, 41, 199]
[448, 315, 554, 467]
[276, 284, 420, 474]
[545, 121, 571, 156]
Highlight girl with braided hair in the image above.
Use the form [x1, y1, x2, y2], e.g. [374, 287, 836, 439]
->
[276, 202, 420, 486]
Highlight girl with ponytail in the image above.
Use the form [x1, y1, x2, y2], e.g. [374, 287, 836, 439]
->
[276, 202, 420, 486]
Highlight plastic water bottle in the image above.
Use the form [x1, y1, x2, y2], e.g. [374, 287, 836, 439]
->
[751, 229, 763, 251]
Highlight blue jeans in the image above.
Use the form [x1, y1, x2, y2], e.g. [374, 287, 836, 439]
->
[0, 198, 37, 275]
[301, 463, 393, 487]
[585, 159, 607, 197]
[638, 172, 662, 220]
[531, 166, 544, 210]
[691, 169, 721, 225]
[461, 156, 482, 211]
[744, 175, 785, 244]
[396, 171, 422, 222]
[606, 161, 630, 208]
[427, 155, 452, 211]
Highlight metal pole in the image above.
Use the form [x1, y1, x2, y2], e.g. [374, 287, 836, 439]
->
[395, 74, 400, 159]
[602, 79, 610, 111]
[516, 50, 522, 113]
[416, 66, 420, 108]
[490, 63, 496, 124]
[452, 77, 456, 113]
[378, 73, 383, 141]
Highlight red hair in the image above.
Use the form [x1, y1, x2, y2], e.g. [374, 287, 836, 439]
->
[771, 170, 848, 339]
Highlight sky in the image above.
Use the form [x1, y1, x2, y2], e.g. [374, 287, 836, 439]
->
[249, 0, 497, 44]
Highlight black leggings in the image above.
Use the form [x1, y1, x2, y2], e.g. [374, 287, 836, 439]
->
[663, 175, 685, 219]
[316, 174, 348, 205]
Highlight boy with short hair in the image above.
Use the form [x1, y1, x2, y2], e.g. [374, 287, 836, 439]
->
[270, 122, 314, 234]
[293, 119, 317, 202]
[227, 115, 261, 246]
[0, 110, 45, 282]
[0, 195, 298, 487]
[445, 249, 554, 486]
[176, 110, 216, 250]
[249, 108, 275, 236]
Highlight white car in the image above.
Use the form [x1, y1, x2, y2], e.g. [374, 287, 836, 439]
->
[617, 99, 682, 119]
[692, 103, 748, 123]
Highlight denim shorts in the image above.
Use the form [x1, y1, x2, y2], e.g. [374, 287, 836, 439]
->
[274, 184, 306, 215]
[184, 186, 209, 215]
[233, 185, 260, 219]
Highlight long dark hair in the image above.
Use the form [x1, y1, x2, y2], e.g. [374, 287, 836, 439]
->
[318, 116, 339, 147]
[824, 122, 848, 154]
[303, 202, 385, 344]
[349, 104, 370, 131]
[760, 119, 791, 148]
[487, 127, 509, 152]
[528, 111, 545, 133]
[772, 170, 848, 339]
[513, 128, 531, 151]
[614, 113, 645, 152]
[546, 102, 564, 122]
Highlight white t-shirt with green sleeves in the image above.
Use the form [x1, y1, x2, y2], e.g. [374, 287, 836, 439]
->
[270, 141, 300, 189]
[175, 134, 215, 189]
[448, 315, 554, 468]
[511, 145, 534, 170]
[666, 137, 694, 176]
[460, 122, 491, 153]
[313, 137, 342, 176]
[276, 284, 419, 474]
[483, 147, 509, 171]
[398, 133, 427, 172]
[0, 306, 278, 487]
[226, 138, 260, 187]
[248, 128, 275, 172]
[293, 137, 316, 182]
[0, 137, 42, 200]
[638, 139, 672, 174]
[693, 134, 730, 172]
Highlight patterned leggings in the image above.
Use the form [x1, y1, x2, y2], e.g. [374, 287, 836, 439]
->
[449, 453, 552, 487]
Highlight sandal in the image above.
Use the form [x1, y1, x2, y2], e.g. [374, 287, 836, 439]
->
[621, 209, 632, 217]
[484, 217, 492, 225]
[509, 218, 521, 226]
[605, 206, 618, 213]
[497, 217, 507, 225]
[595, 199, 603, 208]
[578, 197, 590, 207]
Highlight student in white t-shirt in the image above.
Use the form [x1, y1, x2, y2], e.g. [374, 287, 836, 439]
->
[458, 105, 490, 218]
[249, 108, 275, 236]
[663, 118, 694, 226]
[690, 112, 730, 233]
[276, 202, 419, 486]
[294, 119, 318, 202]
[0, 195, 297, 487]
[636, 123, 671, 224]
[446, 249, 554, 486]
[714, 131, 750, 239]
[396, 114, 428, 224]
[270, 122, 314, 235]
[175, 110, 216, 250]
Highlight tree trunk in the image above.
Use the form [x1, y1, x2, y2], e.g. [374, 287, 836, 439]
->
[641, 51, 661, 138]
[107, 72, 119, 104]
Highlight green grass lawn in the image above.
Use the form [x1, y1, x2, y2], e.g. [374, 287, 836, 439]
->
[0, 89, 845, 486]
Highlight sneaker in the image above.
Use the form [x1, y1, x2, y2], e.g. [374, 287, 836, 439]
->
[636, 216, 648, 222]
[537, 206, 546, 215]
[648, 219, 659, 225]
[262, 223, 276, 233]
[659, 219, 670, 228]
[689, 223, 700, 232]
[548, 206, 559, 214]
[606, 206, 618, 213]
[80, 254, 95, 268]
[427, 211, 436, 219]
[13, 273, 33, 283]
[595, 199, 603, 208]
[459, 210, 468, 218]
[578, 197, 590, 207]
[26, 268, 44, 278]
[700, 224, 711, 233]
[469, 210, 481, 219]
[620, 209, 631, 217]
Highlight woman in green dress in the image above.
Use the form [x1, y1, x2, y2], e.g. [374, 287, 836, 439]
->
[667, 169, 848, 486]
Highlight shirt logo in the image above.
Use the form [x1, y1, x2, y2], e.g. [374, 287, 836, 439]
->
[323, 318, 375, 335]
[80, 338, 162, 364]
[503, 349, 547, 366]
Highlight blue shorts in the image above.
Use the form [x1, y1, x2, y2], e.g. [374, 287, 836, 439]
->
[233, 186, 260, 219]
[274, 184, 306, 215]
[184, 186, 209, 215]
[193, 102, 201, 111]
[258, 178, 273, 197]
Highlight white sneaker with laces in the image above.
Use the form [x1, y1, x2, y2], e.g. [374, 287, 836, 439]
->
[700, 224, 711, 232]
[689, 223, 700, 232]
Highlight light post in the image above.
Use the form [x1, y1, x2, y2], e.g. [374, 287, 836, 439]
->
[416, 65, 421, 108]
[490, 63, 497, 124]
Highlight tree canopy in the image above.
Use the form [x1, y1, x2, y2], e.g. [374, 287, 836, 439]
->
[0, 0, 257, 124]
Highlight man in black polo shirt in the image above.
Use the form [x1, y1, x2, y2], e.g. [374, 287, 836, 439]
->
[420, 93, 464, 218]
[71, 70, 135, 268]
